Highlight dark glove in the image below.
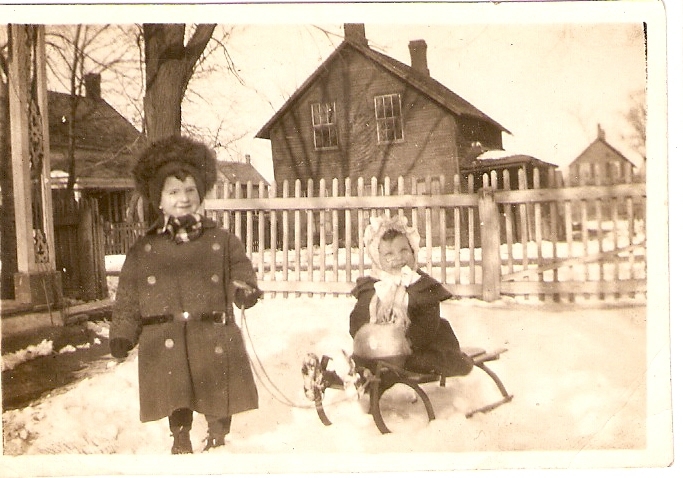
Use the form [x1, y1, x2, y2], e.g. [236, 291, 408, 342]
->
[110, 338, 133, 359]
[233, 280, 263, 309]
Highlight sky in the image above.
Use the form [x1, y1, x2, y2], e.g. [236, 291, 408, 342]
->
[1, 1, 658, 185]
[184, 17, 651, 183]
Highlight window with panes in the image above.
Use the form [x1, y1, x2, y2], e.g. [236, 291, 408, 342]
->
[374, 93, 404, 143]
[311, 102, 338, 150]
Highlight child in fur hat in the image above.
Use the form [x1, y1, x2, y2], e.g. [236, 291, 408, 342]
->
[109, 135, 262, 454]
[349, 214, 473, 376]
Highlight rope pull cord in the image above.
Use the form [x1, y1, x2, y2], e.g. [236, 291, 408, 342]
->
[239, 305, 362, 409]
[240, 304, 306, 408]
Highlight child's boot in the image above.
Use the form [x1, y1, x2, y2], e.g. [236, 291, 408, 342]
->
[170, 425, 193, 454]
[204, 435, 225, 451]
[169, 408, 193, 454]
[204, 415, 232, 451]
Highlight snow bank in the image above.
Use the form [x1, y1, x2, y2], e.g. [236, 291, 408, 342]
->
[1, 321, 110, 372]
[1, 340, 54, 372]
[2, 295, 661, 473]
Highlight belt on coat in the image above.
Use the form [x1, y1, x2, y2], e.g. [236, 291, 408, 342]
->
[141, 311, 233, 327]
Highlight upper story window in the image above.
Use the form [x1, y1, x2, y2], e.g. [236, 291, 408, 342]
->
[579, 162, 593, 182]
[611, 161, 622, 180]
[311, 102, 338, 150]
[374, 94, 404, 143]
[214, 181, 225, 199]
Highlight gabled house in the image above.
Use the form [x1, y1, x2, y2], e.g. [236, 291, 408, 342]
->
[566, 125, 641, 224]
[207, 155, 270, 200]
[48, 73, 144, 224]
[205, 156, 271, 247]
[256, 24, 512, 196]
[568, 124, 637, 186]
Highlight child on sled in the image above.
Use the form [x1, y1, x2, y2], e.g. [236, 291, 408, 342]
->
[303, 214, 472, 399]
[349, 214, 473, 376]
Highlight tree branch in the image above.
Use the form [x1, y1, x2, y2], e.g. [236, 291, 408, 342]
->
[184, 24, 216, 66]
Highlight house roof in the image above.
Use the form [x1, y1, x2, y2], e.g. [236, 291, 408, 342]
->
[256, 39, 510, 139]
[47, 91, 144, 182]
[460, 151, 558, 174]
[216, 161, 269, 186]
[568, 137, 636, 168]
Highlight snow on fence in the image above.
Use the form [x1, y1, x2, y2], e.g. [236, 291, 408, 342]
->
[202, 168, 646, 303]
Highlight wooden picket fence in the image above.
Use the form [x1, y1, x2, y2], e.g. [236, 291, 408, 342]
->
[53, 193, 109, 301]
[203, 168, 646, 303]
[104, 221, 147, 255]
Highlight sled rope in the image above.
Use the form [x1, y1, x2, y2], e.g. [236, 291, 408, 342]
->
[241, 306, 305, 407]
[240, 306, 360, 410]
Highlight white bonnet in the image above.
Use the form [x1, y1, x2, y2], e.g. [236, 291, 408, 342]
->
[363, 214, 421, 273]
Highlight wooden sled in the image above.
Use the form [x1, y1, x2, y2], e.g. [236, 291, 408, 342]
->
[304, 347, 513, 434]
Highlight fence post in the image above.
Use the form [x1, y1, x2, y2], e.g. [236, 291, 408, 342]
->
[478, 187, 501, 301]
[77, 198, 108, 301]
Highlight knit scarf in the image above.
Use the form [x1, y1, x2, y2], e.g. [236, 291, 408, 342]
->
[369, 266, 421, 332]
[161, 213, 203, 243]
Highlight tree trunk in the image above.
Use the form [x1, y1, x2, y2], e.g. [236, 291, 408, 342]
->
[139, 23, 215, 223]
[142, 23, 215, 142]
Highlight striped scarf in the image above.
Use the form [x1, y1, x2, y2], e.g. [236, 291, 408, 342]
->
[160, 213, 203, 243]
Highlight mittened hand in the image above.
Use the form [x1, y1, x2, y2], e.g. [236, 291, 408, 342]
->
[110, 338, 133, 360]
[233, 280, 263, 309]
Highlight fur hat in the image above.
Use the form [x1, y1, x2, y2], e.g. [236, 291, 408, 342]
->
[363, 214, 421, 274]
[132, 135, 217, 210]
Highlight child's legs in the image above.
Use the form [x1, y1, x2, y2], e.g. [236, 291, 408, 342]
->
[205, 414, 232, 438]
[169, 408, 193, 430]
[404, 349, 441, 374]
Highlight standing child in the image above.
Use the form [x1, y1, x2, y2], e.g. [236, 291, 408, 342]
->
[109, 135, 262, 454]
[349, 214, 473, 377]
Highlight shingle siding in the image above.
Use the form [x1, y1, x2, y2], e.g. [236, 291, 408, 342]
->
[265, 38, 508, 196]
[271, 49, 470, 194]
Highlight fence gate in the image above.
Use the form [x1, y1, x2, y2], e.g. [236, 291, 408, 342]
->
[53, 193, 108, 301]
[494, 170, 647, 302]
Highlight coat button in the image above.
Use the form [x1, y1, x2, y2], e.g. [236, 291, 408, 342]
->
[165, 339, 174, 349]
[211, 274, 220, 283]
[214, 345, 223, 355]
[144, 243, 152, 252]
[212, 242, 221, 251]
[147, 275, 156, 285]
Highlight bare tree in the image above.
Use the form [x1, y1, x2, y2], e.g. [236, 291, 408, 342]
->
[622, 88, 646, 163]
[142, 24, 215, 141]
[45, 24, 140, 191]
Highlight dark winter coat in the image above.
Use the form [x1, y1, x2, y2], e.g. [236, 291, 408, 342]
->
[110, 218, 259, 422]
[349, 271, 471, 376]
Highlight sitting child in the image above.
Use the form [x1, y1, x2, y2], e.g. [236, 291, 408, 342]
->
[349, 214, 473, 377]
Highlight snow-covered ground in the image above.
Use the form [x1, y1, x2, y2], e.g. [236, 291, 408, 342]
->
[1, 291, 670, 475]
[1, 322, 107, 372]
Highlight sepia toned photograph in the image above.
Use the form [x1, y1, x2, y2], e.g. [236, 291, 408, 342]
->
[0, 0, 674, 475]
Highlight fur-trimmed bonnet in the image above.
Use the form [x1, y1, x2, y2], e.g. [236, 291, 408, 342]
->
[363, 214, 421, 274]
[132, 135, 217, 210]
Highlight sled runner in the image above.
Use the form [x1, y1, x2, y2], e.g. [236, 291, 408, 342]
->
[301, 347, 513, 434]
